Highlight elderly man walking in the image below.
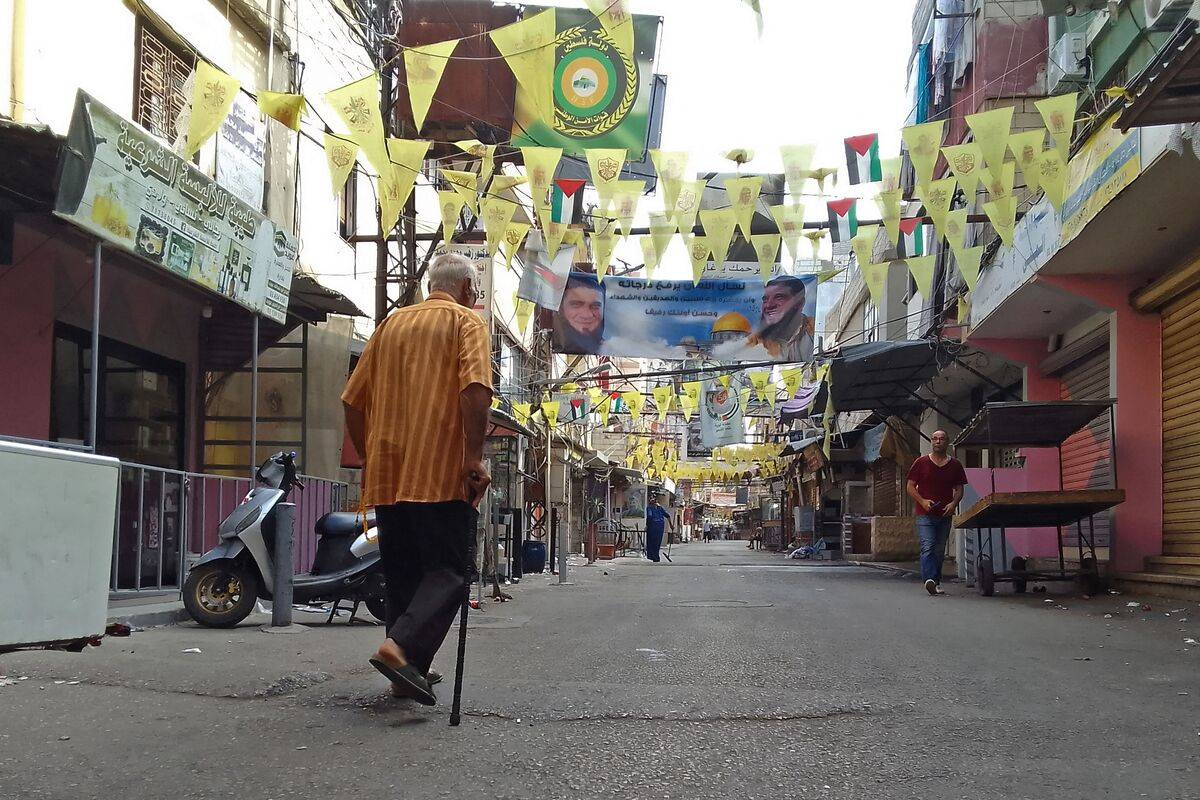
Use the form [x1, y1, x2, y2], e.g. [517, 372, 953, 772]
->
[342, 252, 493, 704]
[905, 430, 968, 596]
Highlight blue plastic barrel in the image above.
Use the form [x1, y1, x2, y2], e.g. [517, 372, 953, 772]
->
[522, 540, 547, 574]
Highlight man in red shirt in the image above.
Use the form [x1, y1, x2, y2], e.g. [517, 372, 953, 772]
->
[905, 430, 968, 596]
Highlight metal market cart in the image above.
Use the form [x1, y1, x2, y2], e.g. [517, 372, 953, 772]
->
[951, 400, 1125, 596]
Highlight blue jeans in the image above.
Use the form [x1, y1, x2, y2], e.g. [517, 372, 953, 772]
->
[917, 516, 952, 584]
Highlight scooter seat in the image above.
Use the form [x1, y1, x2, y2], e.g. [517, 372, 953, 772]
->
[315, 510, 376, 538]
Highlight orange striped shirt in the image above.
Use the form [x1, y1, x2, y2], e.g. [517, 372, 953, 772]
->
[341, 292, 493, 505]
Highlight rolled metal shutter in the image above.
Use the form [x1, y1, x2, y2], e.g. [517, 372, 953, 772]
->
[1162, 288, 1200, 553]
[1058, 346, 1112, 547]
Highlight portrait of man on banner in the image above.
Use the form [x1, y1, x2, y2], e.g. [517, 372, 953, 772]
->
[746, 275, 816, 361]
[552, 273, 606, 354]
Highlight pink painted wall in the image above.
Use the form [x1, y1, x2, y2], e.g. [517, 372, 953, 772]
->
[963, 466, 1059, 558]
[1040, 274, 1163, 572]
[0, 222, 57, 439]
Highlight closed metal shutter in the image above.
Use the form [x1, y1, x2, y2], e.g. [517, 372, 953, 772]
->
[1057, 346, 1112, 547]
[871, 459, 898, 516]
[1162, 289, 1200, 553]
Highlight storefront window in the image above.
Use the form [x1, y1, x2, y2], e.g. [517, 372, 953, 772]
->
[51, 324, 185, 469]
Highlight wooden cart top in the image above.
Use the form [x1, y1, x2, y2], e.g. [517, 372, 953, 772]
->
[953, 489, 1126, 529]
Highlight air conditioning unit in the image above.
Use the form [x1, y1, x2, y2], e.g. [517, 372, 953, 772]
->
[1049, 32, 1089, 92]
[1144, 0, 1193, 31]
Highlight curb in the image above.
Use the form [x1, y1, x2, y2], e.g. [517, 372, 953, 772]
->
[849, 561, 921, 580]
[106, 605, 189, 629]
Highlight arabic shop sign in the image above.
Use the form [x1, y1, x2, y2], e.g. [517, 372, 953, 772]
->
[55, 91, 295, 323]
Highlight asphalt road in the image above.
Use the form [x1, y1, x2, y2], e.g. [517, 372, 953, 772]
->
[2, 541, 1198, 800]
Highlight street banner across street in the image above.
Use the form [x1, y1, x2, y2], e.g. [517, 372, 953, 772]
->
[548, 273, 817, 361]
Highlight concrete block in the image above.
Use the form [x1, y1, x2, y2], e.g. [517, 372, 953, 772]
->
[871, 516, 920, 561]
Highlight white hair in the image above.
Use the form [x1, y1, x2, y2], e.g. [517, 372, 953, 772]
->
[428, 252, 476, 293]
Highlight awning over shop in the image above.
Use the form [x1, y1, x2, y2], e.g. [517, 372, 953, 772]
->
[779, 431, 824, 456]
[828, 340, 946, 414]
[0, 120, 61, 211]
[953, 400, 1115, 449]
[780, 381, 828, 425]
[1116, 19, 1200, 131]
[488, 406, 535, 438]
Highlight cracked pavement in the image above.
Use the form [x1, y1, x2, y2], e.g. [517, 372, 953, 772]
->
[2, 541, 1198, 799]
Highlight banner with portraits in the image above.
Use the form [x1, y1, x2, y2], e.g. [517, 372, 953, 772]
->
[549, 273, 817, 362]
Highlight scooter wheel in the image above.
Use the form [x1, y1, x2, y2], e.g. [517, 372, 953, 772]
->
[183, 560, 258, 627]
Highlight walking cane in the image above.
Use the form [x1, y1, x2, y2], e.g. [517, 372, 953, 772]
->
[451, 493, 482, 727]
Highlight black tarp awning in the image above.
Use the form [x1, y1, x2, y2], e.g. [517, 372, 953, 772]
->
[828, 340, 945, 414]
[953, 400, 1115, 449]
[1116, 18, 1200, 131]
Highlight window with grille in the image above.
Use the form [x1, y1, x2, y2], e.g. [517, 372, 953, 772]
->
[863, 302, 879, 343]
[134, 21, 194, 143]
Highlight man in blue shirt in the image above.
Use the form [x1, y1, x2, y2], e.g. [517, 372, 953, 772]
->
[645, 494, 674, 562]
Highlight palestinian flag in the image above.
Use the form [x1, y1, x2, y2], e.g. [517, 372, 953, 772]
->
[827, 199, 858, 243]
[897, 218, 925, 258]
[844, 134, 882, 185]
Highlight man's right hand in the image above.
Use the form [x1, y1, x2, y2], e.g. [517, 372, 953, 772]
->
[463, 459, 492, 508]
[916, 497, 933, 513]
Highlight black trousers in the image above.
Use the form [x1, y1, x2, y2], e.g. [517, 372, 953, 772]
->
[375, 501, 476, 674]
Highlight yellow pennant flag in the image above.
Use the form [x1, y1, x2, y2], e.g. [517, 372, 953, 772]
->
[851, 224, 878, 271]
[540, 399, 560, 430]
[861, 261, 889, 308]
[438, 190, 463, 245]
[965, 106, 1014, 172]
[491, 9, 556, 121]
[905, 255, 937, 298]
[806, 167, 839, 194]
[584, 0, 634, 59]
[700, 208, 737, 267]
[650, 150, 689, 212]
[652, 386, 674, 422]
[751, 234, 780, 282]
[878, 189, 903, 245]
[682, 381, 702, 408]
[673, 180, 705, 235]
[515, 298, 534, 335]
[258, 90, 305, 131]
[587, 148, 627, 204]
[587, 387, 604, 413]
[185, 61, 240, 157]
[521, 146, 562, 205]
[770, 203, 805, 263]
[597, 393, 612, 426]
[380, 138, 430, 233]
[941, 207, 969, 250]
[621, 390, 645, 420]
[503, 222, 531, 271]
[958, 295, 971, 329]
[687, 235, 710, 285]
[880, 156, 904, 192]
[489, 174, 528, 197]
[455, 140, 497, 186]
[725, 176, 763, 241]
[324, 133, 358, 196]
[902, 120, 945, 187]
[782, 367, 803, 400]
[942, 142, 987, 195]
[953, 245, 985, 291]
[984, 160, 1016, 202]
[1035, 92, 1079, 157]
[739, 387, 753, 413]
[404, 39, 458, 132]
[1037, 148, 1069, 209]
[439, 169, 479, 215]
[327, 74, 388, 176]
[542, 219, 570, 259]
[917, 177, 957, 231]
[481, 197, 518, 257]
[780, 144, 816, 199]
[639, 235, 660, 277]
[1009, 129, 1048, 193]
[678, 393, 697, 421]
[649, 212, 676, 265]
[612, 179, 643, 236]
[513, 402, 532, 426]
[590, 229, 617, 279]
[983, 198, 1018, 247]
[804, 229, 827, 260]
[748, 370, 772, 405]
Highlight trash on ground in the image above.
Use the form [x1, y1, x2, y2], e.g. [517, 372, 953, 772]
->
[181, 647, 202, 654]
[1127, 602, 1141, 607]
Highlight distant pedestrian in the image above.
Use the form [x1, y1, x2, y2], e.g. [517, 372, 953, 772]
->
[342, 252, 493, 704]
[645, 494, 674, 562]
[905, 430, 968, 596]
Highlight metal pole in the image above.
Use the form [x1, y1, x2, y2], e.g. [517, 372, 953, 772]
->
[374, 0, 393, 323]
[272, 501, 295, 626]
[250, 314, 259, 478]
[558, 458, 569, 583]
[88, 241, 102, 450]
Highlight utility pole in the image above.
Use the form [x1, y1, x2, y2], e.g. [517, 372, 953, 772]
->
[374, 0, 393, 324]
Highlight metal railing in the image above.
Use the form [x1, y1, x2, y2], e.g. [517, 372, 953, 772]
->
[111, 462, 348, 594]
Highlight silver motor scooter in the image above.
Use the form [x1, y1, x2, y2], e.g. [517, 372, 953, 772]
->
[182, 452, 386, 627]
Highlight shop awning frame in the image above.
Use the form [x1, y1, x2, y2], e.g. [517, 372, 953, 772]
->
[952, 400, 1116, 449]
[1116, 18, 1200, 131]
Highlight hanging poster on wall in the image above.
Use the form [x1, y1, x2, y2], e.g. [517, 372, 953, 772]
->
[546, 273, 817, 361]
[56, 91, 295, 323]
[699, 378, 746, 448]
